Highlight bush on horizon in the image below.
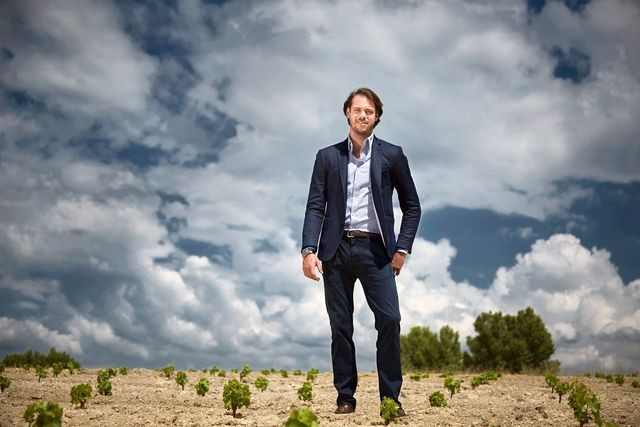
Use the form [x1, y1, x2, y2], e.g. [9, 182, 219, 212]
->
[464, 307, 555, 373]
[2, 347, 81, 370]
[400, 325, 462, 371]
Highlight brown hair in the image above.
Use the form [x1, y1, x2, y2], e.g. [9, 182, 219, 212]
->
[343, 87, 383, 127]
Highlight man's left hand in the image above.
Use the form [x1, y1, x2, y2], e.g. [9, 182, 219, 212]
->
[391, 252, 406, 276]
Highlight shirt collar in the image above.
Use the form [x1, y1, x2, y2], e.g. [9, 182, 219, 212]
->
[348, 133, 375, 158]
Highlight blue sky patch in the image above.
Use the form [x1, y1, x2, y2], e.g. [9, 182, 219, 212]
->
[421, 179, 640, 288]
[551, 46, 591, 84]
[175, 238, 233, 266]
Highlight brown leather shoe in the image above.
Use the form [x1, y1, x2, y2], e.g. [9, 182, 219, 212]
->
[335, 403, 355, 414]
[397, 407, 407, 417]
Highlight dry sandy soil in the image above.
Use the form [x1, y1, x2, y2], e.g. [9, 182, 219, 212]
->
[1, 368, 639, 426]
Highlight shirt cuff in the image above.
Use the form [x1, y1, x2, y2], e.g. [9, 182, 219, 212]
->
[396, 248, 409, 255]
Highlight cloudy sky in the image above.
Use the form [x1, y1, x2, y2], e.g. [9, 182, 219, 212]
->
[1, 0, 639, 373]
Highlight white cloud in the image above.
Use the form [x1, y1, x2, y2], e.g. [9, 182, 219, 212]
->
[0, 0, 156, 114]
[67, 315, 149, 360]
[185, 0, 639, 220]
[0, 277, 59, 302]
[0, 317, 82, 355]
[488, 234, 640, 372]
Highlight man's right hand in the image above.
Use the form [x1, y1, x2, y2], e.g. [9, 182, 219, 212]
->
[302, 253, 323, 281]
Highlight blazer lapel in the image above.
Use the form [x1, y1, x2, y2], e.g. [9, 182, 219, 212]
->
[370, 136, 386, 244]
[338, 139, 348, 203]
[370, 136, 382, 200]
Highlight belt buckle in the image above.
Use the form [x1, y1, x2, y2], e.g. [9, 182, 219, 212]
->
[346, 230, 356, 238]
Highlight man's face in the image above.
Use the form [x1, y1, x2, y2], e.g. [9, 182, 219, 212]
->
[346, 94, 377, 138]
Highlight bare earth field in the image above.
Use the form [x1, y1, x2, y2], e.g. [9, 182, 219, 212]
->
[1, 368, 639, 426]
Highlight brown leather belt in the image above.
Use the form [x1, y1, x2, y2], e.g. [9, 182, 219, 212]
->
[343, 230, 381, 239]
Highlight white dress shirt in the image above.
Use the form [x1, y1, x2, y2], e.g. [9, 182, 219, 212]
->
[344, 133, 381, 235]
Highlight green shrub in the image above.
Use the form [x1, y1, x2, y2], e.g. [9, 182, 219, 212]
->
[306, 368, 319, 382]
[471, 376, 484, 389]
[218, 370, 226, 377]
[70, 383, 92, 408]
[0, 362, 4, 373]
[545, 372, 559, 393]
[410, 372, 422, 381]
[297, 381, 313, 402]
[223, 379, 251, 417]
[51, 363, 63, 377]
[568, 381, 602, 427]
[3, 347, 81, 370]
[195, 378, 209, 397]
[176, 371, 188, 390]
[284, 407, 319, 427]
[0, 375, 11, 392]
[97, 370, 110, 383]
[280, 369, 289, 378]
[483, 370, 501, 380]
[380, 397, 400, 425]
[260, 369, 271, 376]
[230, 368, 238, 373]
[254, 376, 268, 392]
[465, 307, 554, 372]
[106, 367, 117, 378]
[556, 381, 572, 404]
[293, 369, 303, 375]
[605, 374, 613, 383]
[444, 376, 461, 398]
[429, 391, 447, 407]
[401, 325, 463, 371]
[23, 401, 63, 427]
[35, 366, 47, 382]
[614, 374, 624, 386]
[97, 378, 112, 396]
[161, 364, 175, 379]
[631, 380, 640, 388]
[209, 365, 219, 375]
[66, 362, 75, 375]
[119, 366, 128, 376]
[471, 370, 501, 389]
[240, 364, 252, 381]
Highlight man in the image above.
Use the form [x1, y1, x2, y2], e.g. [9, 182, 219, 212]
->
[301, 87, 421, 415]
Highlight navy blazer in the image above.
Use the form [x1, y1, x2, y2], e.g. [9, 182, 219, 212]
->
[302, 136, 421, 261]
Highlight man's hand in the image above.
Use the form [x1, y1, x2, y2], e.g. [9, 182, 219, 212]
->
[302, 253, 323, 281]
[391, 252, 406, 276]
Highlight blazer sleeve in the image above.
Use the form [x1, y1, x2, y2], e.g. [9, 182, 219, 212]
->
[391, 147, 421, 253]
[302, 150, 327, 251]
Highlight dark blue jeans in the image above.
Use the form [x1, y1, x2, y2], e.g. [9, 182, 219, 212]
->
[322, 235, 402, 409]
